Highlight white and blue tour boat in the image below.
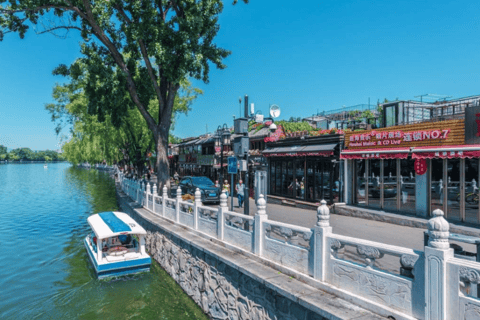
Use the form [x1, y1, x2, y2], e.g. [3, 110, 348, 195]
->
[84, 211, 151, 279]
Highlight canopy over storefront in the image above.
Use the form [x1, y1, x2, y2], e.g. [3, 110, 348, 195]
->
[411, 145, 480, 159]
[340, 147, 410, 159]
[263, 143, 337, 157]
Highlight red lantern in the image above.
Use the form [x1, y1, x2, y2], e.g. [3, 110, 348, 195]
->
[414, 159, 427, 175]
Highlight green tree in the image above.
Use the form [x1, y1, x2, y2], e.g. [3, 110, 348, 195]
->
[0, 145, 7, 154]
[1, 0, 247, 188]
[46, 61, 200, 175]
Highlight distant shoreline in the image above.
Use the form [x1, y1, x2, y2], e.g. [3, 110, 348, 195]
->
[0, 160, 67, 164]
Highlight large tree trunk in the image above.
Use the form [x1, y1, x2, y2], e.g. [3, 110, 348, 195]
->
[155, 125, 170, 194]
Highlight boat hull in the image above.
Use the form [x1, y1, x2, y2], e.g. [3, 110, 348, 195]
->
[84, 238, 151, 279]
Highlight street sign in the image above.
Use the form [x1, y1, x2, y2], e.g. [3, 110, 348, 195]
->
[228, 157, 238, 174]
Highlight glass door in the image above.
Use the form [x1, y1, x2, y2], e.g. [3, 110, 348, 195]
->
[323, 162, 332, 203]
[399, 159, 416, 215]
[306, 161, 315, 201]
[295, 159, 305, 200]
[446, 159, 461, 221]
[270, 161, 276, 194]
[355, 159, 367, 206]
[431, 159, 445, 214]
[383, 159, 398, 212]
[368, 159, 382, 209]
[315, 162, 323, 202]
[286, 161, 294, 197]
[465, 159, 479, 224]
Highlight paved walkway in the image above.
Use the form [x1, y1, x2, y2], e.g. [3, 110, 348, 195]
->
[224, 196, 477, 274]
[141, 175, 478, 273]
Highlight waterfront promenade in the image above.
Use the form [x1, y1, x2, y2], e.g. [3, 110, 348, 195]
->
[122, 173, 480, 319]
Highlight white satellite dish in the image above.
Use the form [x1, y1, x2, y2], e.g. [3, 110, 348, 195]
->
[269, 104, 281, 118]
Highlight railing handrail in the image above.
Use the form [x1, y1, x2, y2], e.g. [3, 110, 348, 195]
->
[264, 219, 313, 234]
[329, 234, 421, 257]
[224, 210, 254, 221]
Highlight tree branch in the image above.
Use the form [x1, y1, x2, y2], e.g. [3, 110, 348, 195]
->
[80, 0, 158, 136]
[115, 4, 164, 114]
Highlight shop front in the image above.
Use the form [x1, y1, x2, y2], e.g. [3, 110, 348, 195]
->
[342, 117, 480, 224]
[264, 135, 342, 204]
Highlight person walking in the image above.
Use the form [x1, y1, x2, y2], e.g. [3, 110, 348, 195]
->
[223, 180, 230, 197]
[236, 180, 245, 208]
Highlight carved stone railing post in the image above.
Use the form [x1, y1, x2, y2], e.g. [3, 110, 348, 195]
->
[152, 183, 157, 213]
[217, 192, 227, 241]
[425, 209, 453, 320]
[254, 194, 268, 256]
[145, 182, 151, 209]
[193, 188, 201, 230]
[312, 200, 332, 281]
[162, 186, 168, 217]
[175, 186, 182, 223]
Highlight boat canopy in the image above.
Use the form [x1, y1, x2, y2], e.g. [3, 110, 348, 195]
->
[87, 211, 147, 240]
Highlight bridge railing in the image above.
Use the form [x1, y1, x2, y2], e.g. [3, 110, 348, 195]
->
[117, 172, 474, 320]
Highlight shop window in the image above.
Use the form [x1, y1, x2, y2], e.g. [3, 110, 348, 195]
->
[275, 161, 282, 195]
[383, 159, 397, 212]
[286, 161, 294, 197]
[368, 159, 382, 209]
[465, 159, 479, 224]
[333, 162, 340, 203]
[295, 160, 305, 200]
[355, 160, 366, 206]
[431, 159, 444, 214]
[399, 159, 416, 215]
[446, 159, 461, 221]
[306, 161, 315, 201]
[270, 162, 276, 194]
[315, 162, 323, 201]
[323, 162, 332, 203]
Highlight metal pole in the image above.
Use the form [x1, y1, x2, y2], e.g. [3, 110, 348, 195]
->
[220, 144, 224, 192]
[231, 173, 234, 210]
[244, 95, 250, 216]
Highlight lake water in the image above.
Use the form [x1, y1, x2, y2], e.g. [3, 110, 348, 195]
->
[0, 163, 207, 320]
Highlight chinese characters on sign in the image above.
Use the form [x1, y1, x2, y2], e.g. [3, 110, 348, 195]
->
[348, 129, 450, 147]
[414, 159, 427, 175]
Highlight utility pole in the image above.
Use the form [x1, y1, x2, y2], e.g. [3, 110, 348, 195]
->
[244, 95, 250, 216]
[239, 97, 242, 118]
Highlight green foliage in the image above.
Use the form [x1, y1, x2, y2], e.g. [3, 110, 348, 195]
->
[1, 0, 246, 186]
[0, 145, 6, 154]
[275, 121, 314, 134]
[46, 59, 200, 172]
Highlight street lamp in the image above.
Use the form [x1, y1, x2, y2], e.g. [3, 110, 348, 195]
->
[233, 95, 277, 216]
[215, 124, 231, 192]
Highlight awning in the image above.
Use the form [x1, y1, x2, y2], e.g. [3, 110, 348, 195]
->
[263, 144, 336, 157]
[340, 147, 410, 160]
[412, 145, 480, 159]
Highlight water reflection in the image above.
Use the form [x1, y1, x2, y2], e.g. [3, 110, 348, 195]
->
[0, 164, 207, 320]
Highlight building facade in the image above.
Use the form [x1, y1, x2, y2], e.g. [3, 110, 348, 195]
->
[342, 95, 480, 224]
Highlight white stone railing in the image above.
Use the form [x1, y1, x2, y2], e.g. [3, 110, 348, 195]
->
[118, 173, 475, 320]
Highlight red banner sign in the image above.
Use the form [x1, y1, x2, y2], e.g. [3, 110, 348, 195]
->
[349, 129, 450, 148]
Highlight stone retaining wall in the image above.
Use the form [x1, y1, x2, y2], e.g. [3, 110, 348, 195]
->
[117, 191, 328, 320]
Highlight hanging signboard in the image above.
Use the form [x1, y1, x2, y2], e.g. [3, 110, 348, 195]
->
[228, 157, 238, 174]
[344, 119, 464, 150]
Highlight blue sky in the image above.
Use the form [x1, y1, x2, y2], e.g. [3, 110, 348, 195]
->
[1, 0, 480, 150]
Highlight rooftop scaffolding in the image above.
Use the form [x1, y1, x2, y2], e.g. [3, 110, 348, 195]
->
[381, 95, 480, 126]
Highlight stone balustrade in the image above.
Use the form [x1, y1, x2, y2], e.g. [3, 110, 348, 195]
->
[118, 173, 480, 320]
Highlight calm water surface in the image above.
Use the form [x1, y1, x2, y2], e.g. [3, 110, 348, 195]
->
[0, 163, 207, 320]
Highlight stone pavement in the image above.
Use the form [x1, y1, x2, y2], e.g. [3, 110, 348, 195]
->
[145, 175, 478, 273]
[223, 196, 478, 274]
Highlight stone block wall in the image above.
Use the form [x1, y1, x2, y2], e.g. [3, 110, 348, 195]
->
[145, 231, 325, 320]
[118, 193, 326, 320]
